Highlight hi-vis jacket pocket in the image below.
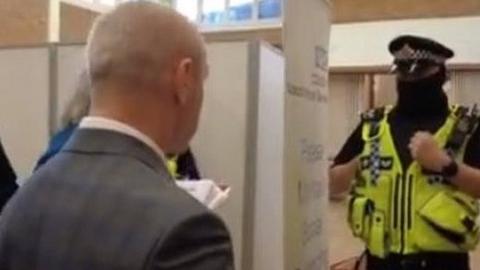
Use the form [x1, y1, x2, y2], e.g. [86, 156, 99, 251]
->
[348, 196, 374, 241]
[418, 191, 480, 250]
[368, 211, 387, 258]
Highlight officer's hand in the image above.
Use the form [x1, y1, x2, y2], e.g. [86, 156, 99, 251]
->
[348, 156, 361, 170]
[409, 131, 451, 172]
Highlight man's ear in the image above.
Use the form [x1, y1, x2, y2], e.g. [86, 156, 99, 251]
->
[173, 58, 194, 105]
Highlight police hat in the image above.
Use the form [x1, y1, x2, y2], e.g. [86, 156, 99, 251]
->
[389, 35, 454, 64]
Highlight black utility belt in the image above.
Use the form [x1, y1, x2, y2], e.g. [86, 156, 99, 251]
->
[367, 251, 469, 269]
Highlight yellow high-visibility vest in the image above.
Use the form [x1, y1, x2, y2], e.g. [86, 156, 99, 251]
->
[166, 156, 179, 179]
[349, 106, 479, 258]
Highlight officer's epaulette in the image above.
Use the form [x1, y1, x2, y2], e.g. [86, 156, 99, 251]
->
[361, 107, 386, 122]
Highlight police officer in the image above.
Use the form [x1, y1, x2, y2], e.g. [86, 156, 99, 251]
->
[329, 35, 480, 270]
[166, 148, 201, 180]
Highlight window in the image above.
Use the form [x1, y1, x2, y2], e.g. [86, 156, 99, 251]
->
[198, 0, 281, 26]
[229, 0, 253, 22]
[258, 0, 281, 19]
[202, 0, 226, 25]
[80, 0, 281, 26]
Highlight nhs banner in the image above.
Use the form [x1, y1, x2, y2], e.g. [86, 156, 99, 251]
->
[283, 0, 331, 269]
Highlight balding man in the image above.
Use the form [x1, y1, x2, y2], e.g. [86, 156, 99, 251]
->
[0, 2, 234, 270]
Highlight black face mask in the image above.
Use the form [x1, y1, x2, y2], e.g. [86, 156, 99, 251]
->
[395, 69, 449, 117]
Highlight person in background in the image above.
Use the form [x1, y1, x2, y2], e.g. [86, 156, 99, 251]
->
[167, 147, 201, 179]
[35, 71, 90, 169]
[35, 71, 201, 179]
[0, 2, 233, 270]
[0, 139, 17, 212]
[177, 147, 201, 179]
[330, 35, 480, 270]
[34, 70, 200, 181]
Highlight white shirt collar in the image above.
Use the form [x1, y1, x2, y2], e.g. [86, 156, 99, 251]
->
[79, 116, 167, 164]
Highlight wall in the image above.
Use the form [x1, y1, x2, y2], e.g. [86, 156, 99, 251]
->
[0, 47, 50, 179]
[211, 16, 480, 69]
[452, 71, 480, 106]
[374, 74, 397, 107]
[330, 16, 480, 69]
[332, 0, 480, 23]
[0, 0, 49, 46]
[59, 2, 100, 43]
[328, 74, 362, 158]
[0, 0, 103, 46]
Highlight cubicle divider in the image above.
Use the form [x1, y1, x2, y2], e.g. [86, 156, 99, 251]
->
[0, 41, 287, 270]
[192, 40, 286, 270]
[0, 46, 51, 180]
[251, 41, 285, 270]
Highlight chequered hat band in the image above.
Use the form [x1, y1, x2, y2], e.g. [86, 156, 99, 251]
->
[393, 44, 446, 64]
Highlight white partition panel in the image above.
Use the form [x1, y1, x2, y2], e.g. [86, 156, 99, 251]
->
[52, 42, 254, 269]
[55, 45, 86, 131]
[50, 41, 285, 270]
[252, 41, 285, 270]
[191, 41, 251, 270]
[0, 47, 50, 179]
[283, 0, 331, 269]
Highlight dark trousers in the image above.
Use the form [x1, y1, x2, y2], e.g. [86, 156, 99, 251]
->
[366, 251, 470, 270]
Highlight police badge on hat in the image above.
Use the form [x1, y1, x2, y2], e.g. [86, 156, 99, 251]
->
[389, 35, 454, 74]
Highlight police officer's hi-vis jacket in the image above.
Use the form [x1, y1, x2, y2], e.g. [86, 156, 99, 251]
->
[349, 105, 480, 258]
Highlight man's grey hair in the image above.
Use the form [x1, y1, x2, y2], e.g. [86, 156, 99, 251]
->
[85, 1, 203, 88]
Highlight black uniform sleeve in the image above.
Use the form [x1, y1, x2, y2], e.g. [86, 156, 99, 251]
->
[463, 123, 480, 169]
[0, 140, 17, 212]
[332, 122, 365, 166]
[177, 149, 201, 179]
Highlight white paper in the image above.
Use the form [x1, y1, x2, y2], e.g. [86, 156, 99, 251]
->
[176, 179, 231, 210]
